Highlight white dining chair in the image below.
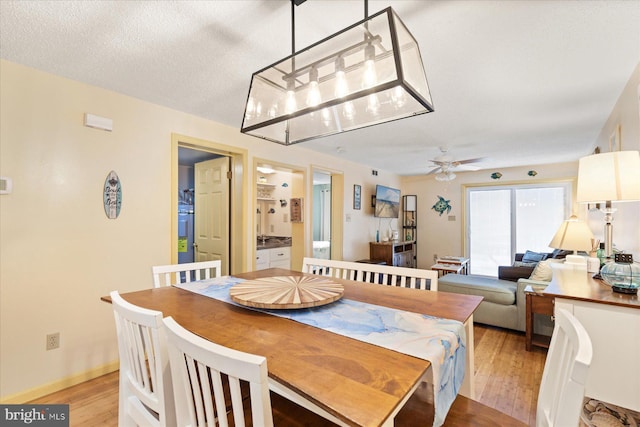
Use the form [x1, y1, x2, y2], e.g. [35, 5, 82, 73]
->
[110, 291, 175, 427]
[302, 257, 438, 290]
[536, 308, 593, 426]
[162, 316, 339, 427]
[396, 308, 593, 426]
[152, 260, 221, 288]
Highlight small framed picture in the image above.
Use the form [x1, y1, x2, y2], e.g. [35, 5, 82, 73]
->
[609, 124, 621, 151]
[353, 184, 361, 210]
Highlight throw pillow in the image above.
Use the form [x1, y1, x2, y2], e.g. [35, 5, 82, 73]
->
[551, 249, 572, 259]
[522, 250, 548, 263]
[529, 259, 564, 282]
[513, 261, 537, 268]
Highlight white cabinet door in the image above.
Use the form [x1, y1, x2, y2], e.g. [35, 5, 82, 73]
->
[555, 298, 640, 411]
[269, 247, 291, 269]
[256, 250, 269, 271]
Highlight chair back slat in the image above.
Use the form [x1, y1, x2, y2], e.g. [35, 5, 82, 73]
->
[536, 308, 593, 427]
[111, 291, 175, 426]
[152, 260, 222, 288]
[302, 257, 438, 291]
[163, 316, 274, 427]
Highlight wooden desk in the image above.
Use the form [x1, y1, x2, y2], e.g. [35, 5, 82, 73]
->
[436, 257, 470, 275]
[430, 263, 465, 277]
[543, 266, 640, 412]
[108, 268, 482, 426]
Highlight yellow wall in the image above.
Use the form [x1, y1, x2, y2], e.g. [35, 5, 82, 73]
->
[402, 162, 579, 269]
[0, 59, 398, 400]
[402, 63, 640, 266]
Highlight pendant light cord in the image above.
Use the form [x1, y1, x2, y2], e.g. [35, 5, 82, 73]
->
[291, 0, 296, 55]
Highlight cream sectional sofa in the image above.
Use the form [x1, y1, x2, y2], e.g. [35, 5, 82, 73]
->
[437, 251, 568, 332]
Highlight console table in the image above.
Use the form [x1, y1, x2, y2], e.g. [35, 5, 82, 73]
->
[524, 285, 554, 351]
[369, 241, 416, 268]
[543, 266, 640, 412]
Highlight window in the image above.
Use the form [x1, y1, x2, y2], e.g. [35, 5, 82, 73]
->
[465, 182, 571, 276]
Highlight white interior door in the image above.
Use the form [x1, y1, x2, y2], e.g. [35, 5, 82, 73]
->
[195, 157, 230, 275]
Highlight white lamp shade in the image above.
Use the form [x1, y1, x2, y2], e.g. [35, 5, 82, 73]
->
[548, 215, 594, 252]
[576, 151, 640, 203]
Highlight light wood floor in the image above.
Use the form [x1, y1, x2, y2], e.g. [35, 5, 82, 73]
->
[28, 324, 547, 426]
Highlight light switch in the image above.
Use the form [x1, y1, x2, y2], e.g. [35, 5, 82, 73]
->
[0, 177, 12, 194]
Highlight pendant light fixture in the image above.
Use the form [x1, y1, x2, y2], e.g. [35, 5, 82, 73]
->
[241, 0, 434, 145]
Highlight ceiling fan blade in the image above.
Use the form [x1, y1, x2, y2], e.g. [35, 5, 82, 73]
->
[457, 157, 485, 164]
[429, 160, 447, 166]
[426, 166, 443, 175]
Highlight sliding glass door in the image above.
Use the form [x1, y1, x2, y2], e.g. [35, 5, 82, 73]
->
[466, 183, 571, 276]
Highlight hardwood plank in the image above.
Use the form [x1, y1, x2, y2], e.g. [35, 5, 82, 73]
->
[27, 324, 546, 426]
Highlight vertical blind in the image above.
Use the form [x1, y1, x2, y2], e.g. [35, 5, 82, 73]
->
[466, 183, 571, 276]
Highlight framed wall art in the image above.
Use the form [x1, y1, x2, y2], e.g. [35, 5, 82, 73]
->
[353, 184, 361, 210]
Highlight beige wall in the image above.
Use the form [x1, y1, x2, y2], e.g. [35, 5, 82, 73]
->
[592, 62, 640, 257]
[402, 63, 640, 267]
[402, 162, 579, 269]
[0, 60, 395, 400]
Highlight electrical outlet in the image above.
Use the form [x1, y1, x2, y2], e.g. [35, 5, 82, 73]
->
[46, 333, 60, 350]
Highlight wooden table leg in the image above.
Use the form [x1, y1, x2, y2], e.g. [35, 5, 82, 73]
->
[459, 316, 475, 399]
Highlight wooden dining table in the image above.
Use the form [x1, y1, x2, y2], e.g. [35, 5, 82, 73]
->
[106, 268, 482, 426]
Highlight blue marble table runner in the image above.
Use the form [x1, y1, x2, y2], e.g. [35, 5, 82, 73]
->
[176, 276, 466, 427]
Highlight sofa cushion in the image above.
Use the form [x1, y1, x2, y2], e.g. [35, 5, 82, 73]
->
[513, 261, 537, 267]
[522, 250, 548, 263]
[529, 258, 564, 281]
[438, 274, 517, 305]
[550, 249, 572, 259]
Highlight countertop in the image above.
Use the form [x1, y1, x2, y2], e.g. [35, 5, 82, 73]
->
[542, 265, 639, 309]
[256, 236, 292, 250]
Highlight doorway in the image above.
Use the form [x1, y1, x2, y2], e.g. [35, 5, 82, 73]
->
[172, 134, 247, 274]
[311, 167, 344, 261]
[177, 148, 222, 266]
[254, 160, 306, 271]
[312, 171, 332, 259]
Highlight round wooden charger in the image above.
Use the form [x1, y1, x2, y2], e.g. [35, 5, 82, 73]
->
[229, 276, 344, 309]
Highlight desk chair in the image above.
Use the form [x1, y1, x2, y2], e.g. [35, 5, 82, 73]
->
[111, 291, 175, 427]
[152, 260, 221, 288]
[395, 308, 593, 426]
[162, 316, 338, 427]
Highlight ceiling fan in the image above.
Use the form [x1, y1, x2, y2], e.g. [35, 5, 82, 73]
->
[426, 147, 483, 181]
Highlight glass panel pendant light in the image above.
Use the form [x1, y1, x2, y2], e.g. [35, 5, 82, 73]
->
[241, 2, 434, 146]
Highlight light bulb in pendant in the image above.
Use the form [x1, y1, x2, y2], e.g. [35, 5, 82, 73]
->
[306, 67, 321, 107]
[366, 94, 380, 115]
[343, 101, 355, 120]
[268, 104, 278, 119]
[285, 79, 297, 115]
[362, 44, 377, 89]
[321, 108, 331, 126]
[391, 86, 406, 108]
[334, 56, 349, 98]
[245, 96, 256, 120]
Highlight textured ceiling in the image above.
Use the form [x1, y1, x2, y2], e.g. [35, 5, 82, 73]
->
[1, 0, 639, 175]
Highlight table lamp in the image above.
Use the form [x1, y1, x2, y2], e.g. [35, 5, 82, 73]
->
[548, 215, 594, 267]
[576, 151, 640, 258]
